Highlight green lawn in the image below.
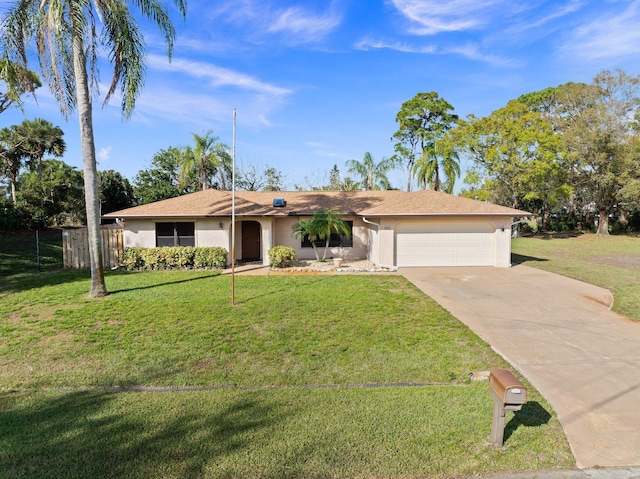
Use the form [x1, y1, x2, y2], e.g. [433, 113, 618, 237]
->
[512, 233, 640, 321]
[0, 269, 574, 478]
[0, 229, 63, 285]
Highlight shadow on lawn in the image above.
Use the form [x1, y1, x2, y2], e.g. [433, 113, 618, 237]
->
[233, 275, 339, 307]
[0, 389, 280, 478]
[108, 270, 222, 295]
[511, 253, 549, 265]
[504, 401, 552, 443]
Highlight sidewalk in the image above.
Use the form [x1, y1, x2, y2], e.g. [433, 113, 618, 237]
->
[482, 466, 640, 479]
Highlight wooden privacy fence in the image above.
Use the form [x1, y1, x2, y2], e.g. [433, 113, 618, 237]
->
[62, 224, 124, 269]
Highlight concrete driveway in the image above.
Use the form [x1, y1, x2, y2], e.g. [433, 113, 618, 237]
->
[401, 265, 640, 469]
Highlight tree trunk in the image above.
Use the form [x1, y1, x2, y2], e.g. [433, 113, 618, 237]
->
[322, 239, 330, 261]
[72, 29, 107, 298]
[432, 163, 441, 192]
[310, 241, 320, 261]
[9, 169, 17, 203]
[596, 210, 610, 236]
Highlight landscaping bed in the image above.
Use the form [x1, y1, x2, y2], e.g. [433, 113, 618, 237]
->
[271, 258, 396, 273]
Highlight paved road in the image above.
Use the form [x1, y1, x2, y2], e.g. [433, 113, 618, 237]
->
[401, 265, 640, 469]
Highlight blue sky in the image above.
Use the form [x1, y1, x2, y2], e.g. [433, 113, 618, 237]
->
[2, 0, 640, 191]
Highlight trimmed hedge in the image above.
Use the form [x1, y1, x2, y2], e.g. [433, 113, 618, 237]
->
[268, 245, 296, 268]
[122, 246, 227, 270]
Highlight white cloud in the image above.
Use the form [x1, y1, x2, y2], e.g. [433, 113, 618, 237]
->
[355, 38, 436, 54]
[559, 0, 640, 61]
[446, 43, 517, 67]
[98, 146, 112, 161]
[267, 5, 342, 42]
[519, 0, 584, 31]
[389, 0, 507, 35]
[147, 54, 292, 98]
[354, 38, 512, 67]
[195, 0, 343, 45]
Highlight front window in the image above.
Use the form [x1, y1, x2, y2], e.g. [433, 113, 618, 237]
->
[156, 222, 195, 247]
[302, 221, 353, 248]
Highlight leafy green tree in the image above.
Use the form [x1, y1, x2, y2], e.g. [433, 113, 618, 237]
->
[392, 92, 458, 191]
[346, 152, 394, 190]
[99, 170, 135, 214]
[133, 147, 193, 204]
[15, 118, 66, 181]
[328, 164, 342, 190]
[413, 134, 460, 193]
[555, 70, 640, 235]
[179, 131, 230, 191]
[16, 159, 85, 227]
[0, 124, 26, 203]
[292, 208, 351, 261]
[519, 71, 640, 234]
[453, 100, 568, 230]
[1, 0, 187, 297]
[0, 58, 40, 114]
[263, 167, 283, 191]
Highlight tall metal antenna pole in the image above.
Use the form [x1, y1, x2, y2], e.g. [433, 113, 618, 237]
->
[231, 108, 237, 305]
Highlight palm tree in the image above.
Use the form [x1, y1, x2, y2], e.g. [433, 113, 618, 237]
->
[0, 125, 27, 203]
[179, 131, 231, 191]
[413, 135, 461, 193]
[293, 208, 351, 262]
[345, 152, 394, 190]
[314, 208, 351, 261]
[0, 58, 41, 114]
[1, 0, 187, 297]
[292, 218, 322, 261]
[16, 118, 66, 181]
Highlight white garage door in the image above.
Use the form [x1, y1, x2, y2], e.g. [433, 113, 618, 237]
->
[396, 223, 495, 267]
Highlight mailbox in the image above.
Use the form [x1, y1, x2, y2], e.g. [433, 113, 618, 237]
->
[488, 369, 528, 447]
[489, 368, 527, 409]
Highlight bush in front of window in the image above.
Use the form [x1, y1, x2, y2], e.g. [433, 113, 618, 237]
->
[122, 246, 227, 270]
[268, 245, 296, 268]
[194, 247, 227, 268]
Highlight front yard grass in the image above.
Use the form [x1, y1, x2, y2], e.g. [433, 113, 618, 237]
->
[512, 233, 640, 321]
[0, 270, 574, 478]
[0, 229, 63, 285]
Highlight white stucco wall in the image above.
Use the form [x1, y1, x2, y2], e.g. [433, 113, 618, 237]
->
[377, 215, 515, 268]
[122, 218, 229, 249]
[492, 216, 513, 267]
[121, 214, 516, 268]
[272, 216, 368, 261]
[122, 219, 156, 248]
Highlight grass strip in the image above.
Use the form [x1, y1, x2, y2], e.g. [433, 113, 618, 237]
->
[0, 385, 573, 479]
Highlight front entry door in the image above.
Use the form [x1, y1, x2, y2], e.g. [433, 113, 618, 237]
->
[241, 221, 261, 261]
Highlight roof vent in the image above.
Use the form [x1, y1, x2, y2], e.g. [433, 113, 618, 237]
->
[273, 198, 286, 207]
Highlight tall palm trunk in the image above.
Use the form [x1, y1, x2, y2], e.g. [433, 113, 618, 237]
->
[72, 25, 107, 297]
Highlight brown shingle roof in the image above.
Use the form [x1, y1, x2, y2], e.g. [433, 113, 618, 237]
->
[359, 189, 533, 216]
[103, 189, 532, 219]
